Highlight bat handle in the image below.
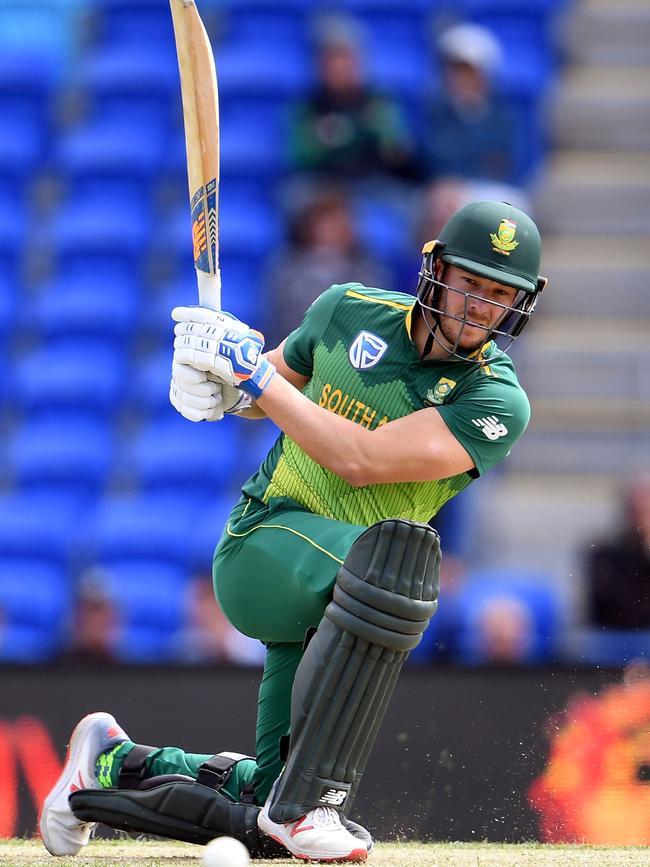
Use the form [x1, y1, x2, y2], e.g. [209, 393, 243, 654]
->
[197, 268, 222, 311]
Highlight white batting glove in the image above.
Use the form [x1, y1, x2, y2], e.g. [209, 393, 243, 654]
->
[169, 362, 250, 422]
[172, 305, 275, 399]
[172, 306, 248, 385]
[207, 372, 253, 416]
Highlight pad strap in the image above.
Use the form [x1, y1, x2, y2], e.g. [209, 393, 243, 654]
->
[118, 744, 156, 790]
[118, 745, 241, 793]
[196, 755, 239, 790]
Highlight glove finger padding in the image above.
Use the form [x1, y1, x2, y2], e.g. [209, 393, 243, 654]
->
[172, 361, 208, 385]
[173, 346, 238, 384]
[171, 306, 242, 328]
[170, 377, 224, 421]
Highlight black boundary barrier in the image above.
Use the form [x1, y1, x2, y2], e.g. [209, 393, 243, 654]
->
[0, 665, 622, 842]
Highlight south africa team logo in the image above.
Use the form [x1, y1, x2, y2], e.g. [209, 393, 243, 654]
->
[490, 219, 519, 256]
[425, 377, 457, 406]
[349, 331, 388, 370]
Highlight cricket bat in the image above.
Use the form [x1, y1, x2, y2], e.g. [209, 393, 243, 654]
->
[169, 0, 221, 310]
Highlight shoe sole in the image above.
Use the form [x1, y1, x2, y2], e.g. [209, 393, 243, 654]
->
[40, 712, 114, 856]
[258, 813, 367, 862]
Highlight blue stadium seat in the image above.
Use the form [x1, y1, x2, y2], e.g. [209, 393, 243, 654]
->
[220, 256, 267, 327]
[0, 1, 78, 65]
[366, 46, 430, 99]
[220, 100, 287, 179]
[100, 559, 186, 662]
[354, 198, 411, 263]
[224, 6, 308, 46]
[55, 253, 141, 289]
[140, 258, 265, 347]
[140, 278, 194, 344]
[220, 191, 282, 258]
[40, 195, 150, 268]
[452, 571, 562, 664]
[340, 0, 434, 11]
[24, 273, 140, 344]
[0, 492, 84, 565]
[7, 416, 115, 497]
[188, 493, 238, 570]
[125, 348, 175, 418]
[354, 10, 427, 52]
[0, 192, 26, 268]
[0, 266, 16, 339]
[0, 113, 45, 180]
[122, 415, 238, 495]
[82, 493, 199, 568]
[217, 41, 310, 99]
[461, 0, 567, 18]
[90, 0, 177, 54]
[76, 45, 180, 102]
[13, 340, 125, 416]
[0, 558, 71, 661]
[54, 117, 167, 182]
[0, 51, 59, 178]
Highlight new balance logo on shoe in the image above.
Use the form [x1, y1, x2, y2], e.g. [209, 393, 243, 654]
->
[472, 415, 508, 441]
[289, 816, 315, 838]
[319, 788, 348, 807]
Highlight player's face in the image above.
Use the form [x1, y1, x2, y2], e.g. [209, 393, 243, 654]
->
[433, 264, 518, 352]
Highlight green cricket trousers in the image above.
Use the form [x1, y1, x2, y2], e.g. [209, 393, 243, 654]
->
[104, 494, 366, 806]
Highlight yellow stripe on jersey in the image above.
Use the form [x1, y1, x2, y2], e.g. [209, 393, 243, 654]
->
[344, 289, 412, 312]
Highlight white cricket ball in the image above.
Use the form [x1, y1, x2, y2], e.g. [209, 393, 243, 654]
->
[201, 836, 250, 867]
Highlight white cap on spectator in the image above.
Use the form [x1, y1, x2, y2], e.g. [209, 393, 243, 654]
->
[439, 23, 503, 77]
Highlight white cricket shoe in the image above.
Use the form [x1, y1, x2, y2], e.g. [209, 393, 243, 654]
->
[39, 711, 129, 856]
[258, 802, 368, 862]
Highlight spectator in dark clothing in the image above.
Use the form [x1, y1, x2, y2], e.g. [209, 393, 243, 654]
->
[266, 188, 391, 346]
[62, 571, 120, 665]
[425, 24, 522, 188]
[289, 18, 418, 184]
[585, 478, 650, 630]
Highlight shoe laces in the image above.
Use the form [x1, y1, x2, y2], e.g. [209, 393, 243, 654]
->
[310, 807, 343, 829]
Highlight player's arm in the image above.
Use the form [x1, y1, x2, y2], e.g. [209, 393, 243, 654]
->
[256, 373, 474, 485]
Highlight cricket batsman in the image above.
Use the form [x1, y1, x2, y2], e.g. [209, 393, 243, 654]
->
[40, 201, 546, 861]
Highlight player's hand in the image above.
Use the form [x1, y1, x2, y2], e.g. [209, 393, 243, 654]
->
[172, 306, 276, 399]
[169, 362, 250, 421]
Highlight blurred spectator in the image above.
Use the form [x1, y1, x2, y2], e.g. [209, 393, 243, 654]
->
[424, 24, 523, 189]
[265, 188, 391, 345]
[416, 177, 531, 244]
[473, 596, 534, 663]
[173, 574, 265, 665]
[289, 17, 418, 185]
[451, 574, 560, 665]
[584, 478, 650, 630]
[62, 571, 120, 665]
[399, 174, 532, 295]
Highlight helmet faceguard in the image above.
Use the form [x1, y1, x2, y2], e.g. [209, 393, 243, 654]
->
[415, 201, 547, 363]
[415, 241, 546, 362]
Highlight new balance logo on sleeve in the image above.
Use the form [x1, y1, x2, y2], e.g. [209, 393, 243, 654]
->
[472, 415, 508, 440]
[319, 788, 348, 806]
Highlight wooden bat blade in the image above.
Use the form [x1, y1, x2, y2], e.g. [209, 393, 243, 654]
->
[170, 0, 221, 309]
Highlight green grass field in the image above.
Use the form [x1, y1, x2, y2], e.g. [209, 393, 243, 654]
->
[0, 840, 647, 867]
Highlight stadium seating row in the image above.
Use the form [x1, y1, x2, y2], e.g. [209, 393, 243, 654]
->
[0, 0, 577, 669]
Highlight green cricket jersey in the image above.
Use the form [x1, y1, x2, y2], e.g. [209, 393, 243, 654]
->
[241, 283, 530, 525]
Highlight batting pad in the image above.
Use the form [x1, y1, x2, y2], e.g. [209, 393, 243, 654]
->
[268, 518, 440, 823]
[69, 752, 286, 859]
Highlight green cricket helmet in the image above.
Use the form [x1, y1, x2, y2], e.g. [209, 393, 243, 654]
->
[416, 200, 547, 361]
